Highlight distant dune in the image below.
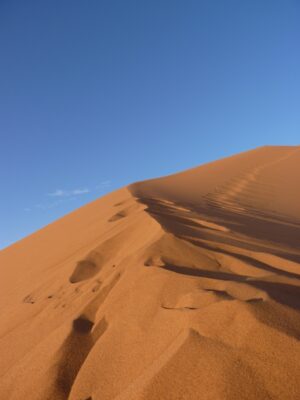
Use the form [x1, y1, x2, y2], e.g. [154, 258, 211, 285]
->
[1, 146, 300, 400]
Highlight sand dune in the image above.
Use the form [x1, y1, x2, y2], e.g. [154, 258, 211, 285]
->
[1, 145, 300, 399]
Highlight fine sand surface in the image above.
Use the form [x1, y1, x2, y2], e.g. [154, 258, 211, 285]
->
[1, 145, 300, 399]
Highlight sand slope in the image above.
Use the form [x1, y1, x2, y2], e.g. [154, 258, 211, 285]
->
[1, 145, 300, 399]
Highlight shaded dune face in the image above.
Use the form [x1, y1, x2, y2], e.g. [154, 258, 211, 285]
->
[1, 146, 300, 400]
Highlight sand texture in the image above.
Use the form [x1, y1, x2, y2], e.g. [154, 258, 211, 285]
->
[1, 145, 300, 399]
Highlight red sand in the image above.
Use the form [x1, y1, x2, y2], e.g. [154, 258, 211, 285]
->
[1, 146, 300, 399]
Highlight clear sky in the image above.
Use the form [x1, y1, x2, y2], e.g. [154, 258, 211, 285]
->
[0, 0, 299, 249]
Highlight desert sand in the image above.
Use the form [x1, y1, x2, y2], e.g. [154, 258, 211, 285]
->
[1, 145, 300, 399]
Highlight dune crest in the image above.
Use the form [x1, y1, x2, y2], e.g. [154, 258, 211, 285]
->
[1, 146, 300, 399]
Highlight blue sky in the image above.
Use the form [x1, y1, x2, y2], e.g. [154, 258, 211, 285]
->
[0, 0, 299, 249]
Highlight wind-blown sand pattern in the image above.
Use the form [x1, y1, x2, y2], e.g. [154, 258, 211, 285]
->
[1, 146, 300, 399]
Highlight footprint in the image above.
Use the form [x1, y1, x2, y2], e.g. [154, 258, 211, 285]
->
[92, 279, 102, 293]
[23, 294, 35, 304]
[70, 260, 100, 284]
[108, 209, 128, 222]
[114, 200, 129, 207]
[73, 316, 94, 334]
[109, 203, 140, 222]
[144, 256, 164, 267]
[204, 289, 234, 300]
